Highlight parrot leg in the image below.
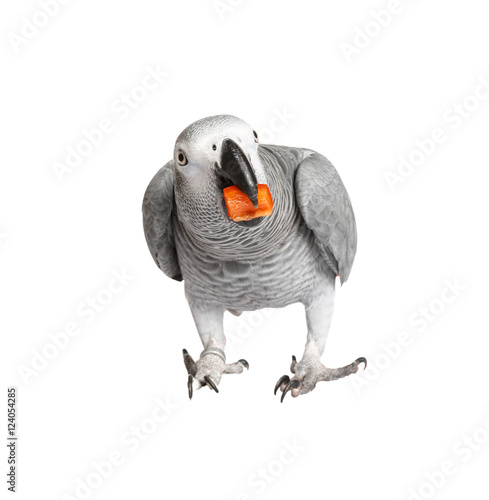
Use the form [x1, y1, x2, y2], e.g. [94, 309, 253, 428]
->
[182, 305, 249, 399]
[274, 281, 366, 401]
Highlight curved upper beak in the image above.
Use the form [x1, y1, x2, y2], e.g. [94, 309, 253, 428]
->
[219, 138, 259, 208]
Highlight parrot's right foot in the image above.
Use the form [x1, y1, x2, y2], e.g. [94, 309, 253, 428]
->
[182, 348, 249, 399]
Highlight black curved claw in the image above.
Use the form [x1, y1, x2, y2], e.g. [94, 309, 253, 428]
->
[274, 375, 290, 395]
[290, 355, 297, 374]
[355, 357, 367, 370]
[183, 348, 197, 376]
[187, 374, 193, 400]
[281, 379, 301, 403]
[238, 359, 249, 370]
[204, 375, 219, 393]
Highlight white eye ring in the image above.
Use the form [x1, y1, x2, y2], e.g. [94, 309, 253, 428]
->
[253, 130, 259, 143]
[177, 151, 188, 166]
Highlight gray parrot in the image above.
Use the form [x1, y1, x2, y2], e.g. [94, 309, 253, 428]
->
[142, 115, 365, 401]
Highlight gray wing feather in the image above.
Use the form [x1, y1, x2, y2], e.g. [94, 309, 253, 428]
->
[294, 151, 357, 284]
[142, 160, 182, 281]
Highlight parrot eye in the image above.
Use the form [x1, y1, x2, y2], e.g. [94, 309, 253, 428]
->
[177, 151, 188, 166]
[253, 130, 259, 143]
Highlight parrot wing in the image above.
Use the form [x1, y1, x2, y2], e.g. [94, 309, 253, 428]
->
[294, 150, 357, 284]
[142, 160, 182, 281]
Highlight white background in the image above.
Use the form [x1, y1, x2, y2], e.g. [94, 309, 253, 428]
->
[1, 1, 489, 499]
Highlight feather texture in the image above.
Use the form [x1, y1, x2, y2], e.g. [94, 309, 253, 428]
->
[142, 160, 181, 281]
[294, 151, 357, 284]
[142, 144, 356, 308]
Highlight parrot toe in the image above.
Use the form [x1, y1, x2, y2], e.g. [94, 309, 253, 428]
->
[182, 348, 249, 399]
[273, 355, 298, 395]
[203, 375, 219, 392]
[274, 375, 290, 395]
[275, 355, 367, 402]
[280, 379, 301, 402]
[238, 359, 249, 369]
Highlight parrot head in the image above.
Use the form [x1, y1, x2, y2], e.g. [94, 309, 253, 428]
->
[172, 115, 272, 228]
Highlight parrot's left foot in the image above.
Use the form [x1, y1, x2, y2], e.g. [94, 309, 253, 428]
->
[274, 349, 366, 402]
[182, 348, 249, 399]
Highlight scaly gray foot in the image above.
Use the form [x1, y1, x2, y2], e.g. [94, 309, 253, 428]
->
[274, 353, 366, 402]
[182, 348, 249, 399]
